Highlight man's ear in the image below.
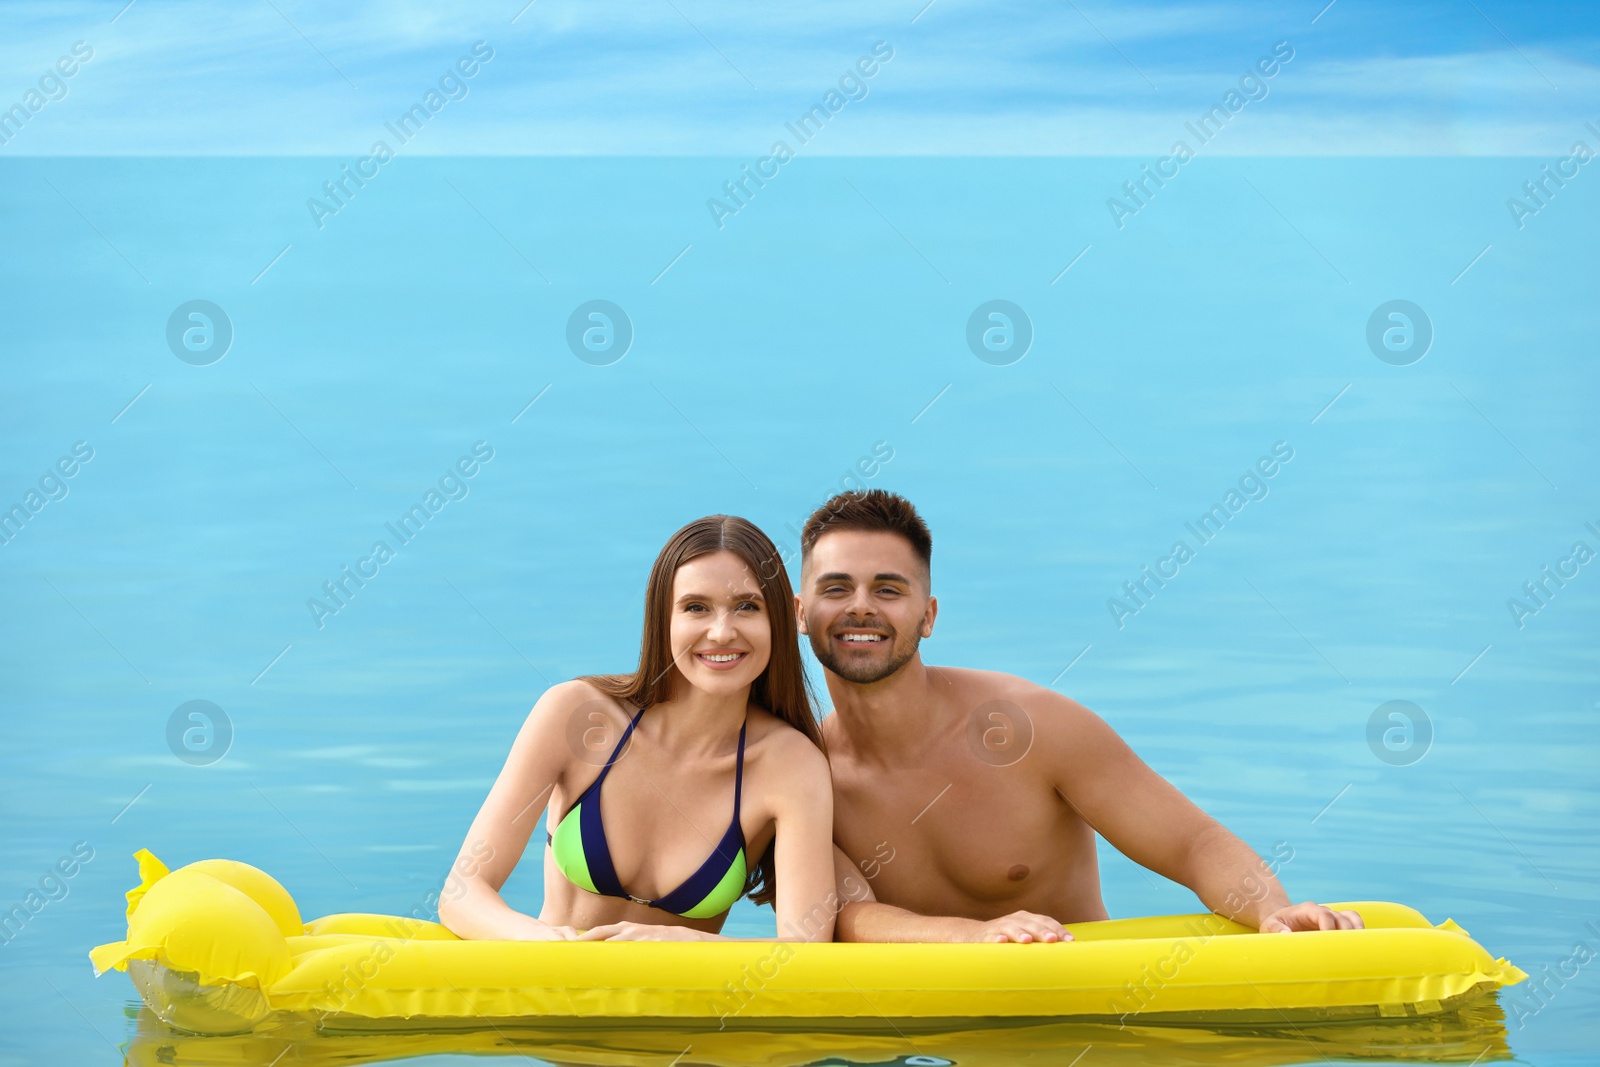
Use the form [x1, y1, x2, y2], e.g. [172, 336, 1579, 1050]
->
[921, 595, 938, 638]
[794, 593, 808, 635]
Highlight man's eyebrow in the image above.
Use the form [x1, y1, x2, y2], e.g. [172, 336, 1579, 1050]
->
[812, 572, 911, 584]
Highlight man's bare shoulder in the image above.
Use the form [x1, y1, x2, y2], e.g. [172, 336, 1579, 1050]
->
[928, 665, 1088, 708]
[929, 665, 1119, 746]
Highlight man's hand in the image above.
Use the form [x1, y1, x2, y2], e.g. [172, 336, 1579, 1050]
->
[968, 910, 1073, 944]
[574, 921, 718, 942]
[1257, 901, 1364, 933]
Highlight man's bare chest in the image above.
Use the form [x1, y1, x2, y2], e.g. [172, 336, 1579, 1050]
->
[831, 757, 1086, 911]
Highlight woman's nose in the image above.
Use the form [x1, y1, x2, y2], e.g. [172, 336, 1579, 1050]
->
[707, 609, 735, 640]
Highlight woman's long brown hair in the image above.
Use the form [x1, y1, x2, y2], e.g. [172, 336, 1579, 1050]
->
[581, 515, 824, 909]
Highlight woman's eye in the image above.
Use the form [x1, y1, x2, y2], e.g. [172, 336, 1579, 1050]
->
[684, 603, 706, 612]
[737, 601, 761, 612]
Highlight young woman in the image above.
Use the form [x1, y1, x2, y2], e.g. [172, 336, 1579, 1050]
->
[439, 516, 837, 941]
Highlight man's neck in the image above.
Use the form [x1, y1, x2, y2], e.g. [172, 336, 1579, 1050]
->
[824, 655, 957, 766]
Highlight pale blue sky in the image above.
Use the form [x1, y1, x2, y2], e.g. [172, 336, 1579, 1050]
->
[0, 0, 1596, 153]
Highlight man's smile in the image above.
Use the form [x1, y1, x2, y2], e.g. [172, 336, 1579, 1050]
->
[834, 629, 891, 647]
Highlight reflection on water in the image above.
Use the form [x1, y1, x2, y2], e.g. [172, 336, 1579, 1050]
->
[124, 994, 1513, 1067]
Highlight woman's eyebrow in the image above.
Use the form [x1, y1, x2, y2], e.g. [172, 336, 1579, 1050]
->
[675, 589, 765, 603]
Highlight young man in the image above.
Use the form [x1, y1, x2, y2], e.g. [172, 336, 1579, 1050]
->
[798, 490, 1363, 943]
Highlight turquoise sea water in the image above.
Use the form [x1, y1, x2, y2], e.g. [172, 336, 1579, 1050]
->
[1, 158, 1596, 1066]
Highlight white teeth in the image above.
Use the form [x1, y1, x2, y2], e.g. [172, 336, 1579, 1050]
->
[700, 652, 742, 662]
[841, 634, 886, 643]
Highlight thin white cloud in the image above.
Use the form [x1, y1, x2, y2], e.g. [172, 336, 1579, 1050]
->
[0, 0, 1593, 154]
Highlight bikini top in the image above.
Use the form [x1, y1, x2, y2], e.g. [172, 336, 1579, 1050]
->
[546, 705, 751, 919]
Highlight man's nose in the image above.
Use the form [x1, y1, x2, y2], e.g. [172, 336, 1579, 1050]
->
[844, 590, 878, 619]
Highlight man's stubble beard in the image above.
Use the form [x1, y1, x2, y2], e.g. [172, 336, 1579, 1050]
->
[809, 623, 922, 684]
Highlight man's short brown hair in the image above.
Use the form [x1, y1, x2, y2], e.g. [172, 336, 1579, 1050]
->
[800, 489, 932, 578]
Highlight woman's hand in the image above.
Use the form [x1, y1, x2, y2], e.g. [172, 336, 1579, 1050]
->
[575, 921, 719, 942]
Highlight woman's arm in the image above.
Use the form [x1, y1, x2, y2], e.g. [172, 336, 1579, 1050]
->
[437, 681, 589, 941]
[768, 737, 837, 942]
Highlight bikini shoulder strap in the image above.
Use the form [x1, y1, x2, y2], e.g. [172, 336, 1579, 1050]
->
[595, 704, 647, 783]
[731, 714, 748, 822]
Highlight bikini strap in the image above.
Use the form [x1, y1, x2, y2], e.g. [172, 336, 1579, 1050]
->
[731, 714, 748, 825]
[575, 705, 647, 903]
[594, 704, 647, 785]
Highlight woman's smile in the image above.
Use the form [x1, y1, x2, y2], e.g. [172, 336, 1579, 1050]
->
[693, 648, 749, 670]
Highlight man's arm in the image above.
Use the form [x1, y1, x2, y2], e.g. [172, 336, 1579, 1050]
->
[829, 846, 1070, 943]
[1037, 691, 1362, 933]
[1185, 824, 1362, 931]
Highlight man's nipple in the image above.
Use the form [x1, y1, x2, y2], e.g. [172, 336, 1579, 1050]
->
[1006, 864, 1030, 882]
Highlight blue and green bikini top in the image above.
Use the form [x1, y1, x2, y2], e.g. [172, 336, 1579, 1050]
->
[546, 705, 751, 919]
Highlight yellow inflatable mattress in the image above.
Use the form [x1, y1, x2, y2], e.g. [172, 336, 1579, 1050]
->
[89, 850, 1525, 1036]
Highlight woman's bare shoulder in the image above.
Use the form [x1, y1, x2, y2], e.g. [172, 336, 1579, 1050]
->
[520, 678, 632, 738]
[534, 678, 629, 712]
[746, 706, 829, 777]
